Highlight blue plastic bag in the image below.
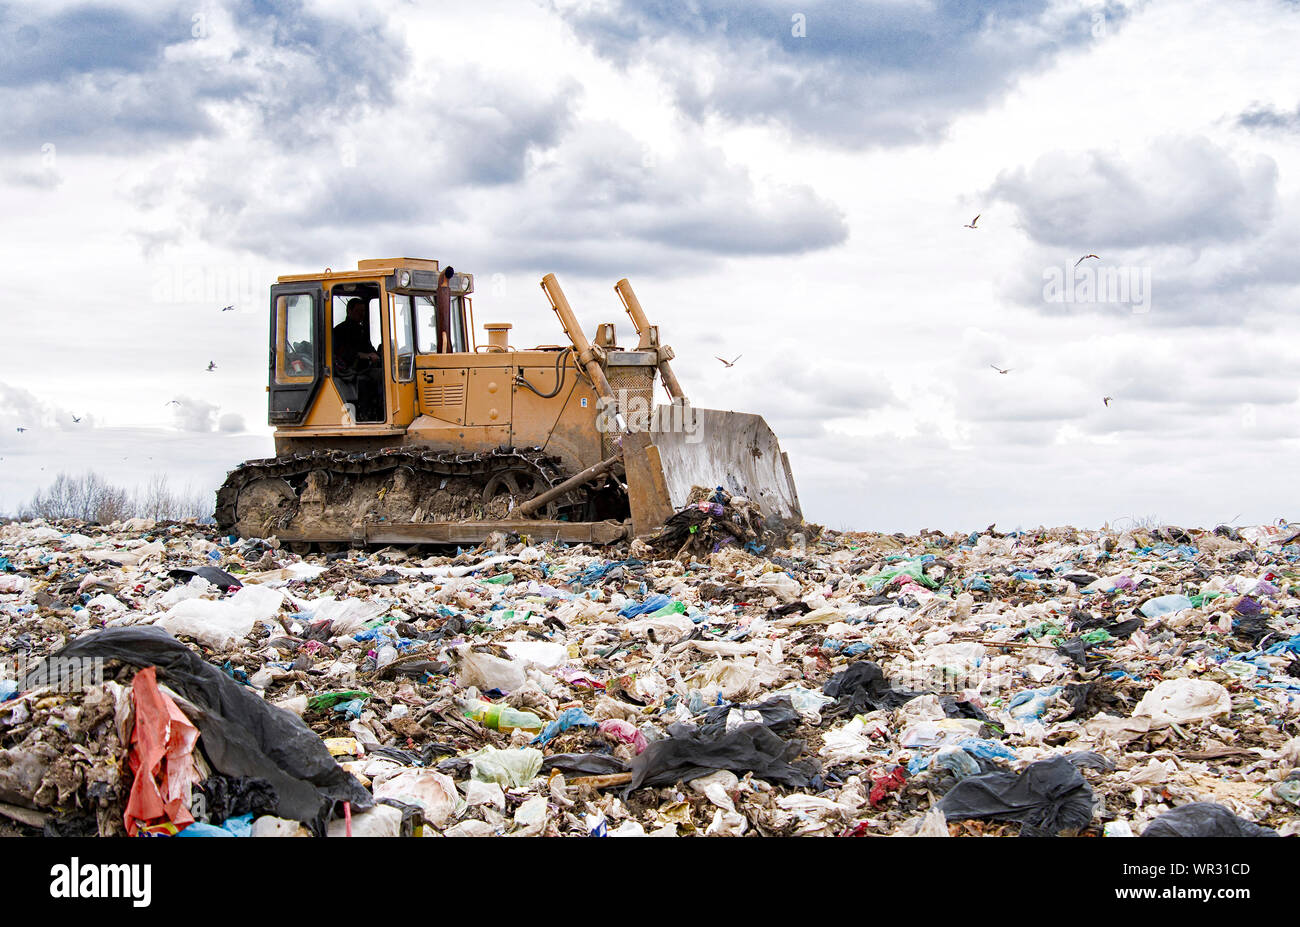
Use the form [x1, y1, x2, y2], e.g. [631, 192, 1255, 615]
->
[619, 593, 671, 619]
[1008, 686, 1063, 721]
[176, 822, 235, 837]
[531, 707, 598, 745]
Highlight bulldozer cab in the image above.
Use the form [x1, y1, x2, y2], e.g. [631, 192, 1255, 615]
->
[268, 260, 473, 430]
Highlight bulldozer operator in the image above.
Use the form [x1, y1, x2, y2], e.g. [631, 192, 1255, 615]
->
[333, 297, 383, 421]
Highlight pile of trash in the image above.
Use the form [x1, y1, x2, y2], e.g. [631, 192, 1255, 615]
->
[2, 515, 1299, 837]
[649, 486, 793, 560]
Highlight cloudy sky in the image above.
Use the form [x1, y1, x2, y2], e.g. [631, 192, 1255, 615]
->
[2, 0, 1299, 532]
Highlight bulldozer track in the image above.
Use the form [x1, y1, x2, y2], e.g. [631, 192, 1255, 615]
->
[215, 446, 580, 539]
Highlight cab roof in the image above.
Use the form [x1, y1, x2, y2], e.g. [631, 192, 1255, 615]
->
[276, 258, 440, 285]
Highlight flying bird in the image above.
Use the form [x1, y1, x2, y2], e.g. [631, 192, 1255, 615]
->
[221, 305, 235, 312]
[207, 361, 217, 371]
[1075, 254, 1100, 267]
[1103, 396, 1113, 407]
[715, 355, 742, 368]
[964, 214, 980, 229]
[990, 365, 1011, 375]
[166, 399, 181, 406]
[15, 427, 26, 433]
[71, 415, 81, 423]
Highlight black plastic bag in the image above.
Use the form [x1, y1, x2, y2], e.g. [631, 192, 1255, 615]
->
[940, 695, 993, 723]
[167, 566, 243, 592]
[1141, 802, 1278, 837]
[40, 626, 372, 833]
[1056, 638, 1090, 668]
[377, 659, 449, 680]
[541, 753, 631, 777]
[1233, 615, 1274, 645]
[1061, 683, 1092, 721]
[1107, 618, 1142, 638]
[697, 695, 800, 737]
[936, 756, 1094, 837]
[198, 774, 278, 824]
[627, 722, 818, 790]
[822, 660, 923, 717]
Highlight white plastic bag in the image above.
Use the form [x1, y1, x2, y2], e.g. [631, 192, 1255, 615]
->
[156, 584, 284, 649]
[372, 769, 461, 826]
[1133, 678, 1231, 725]
[456, 646, 527, 692]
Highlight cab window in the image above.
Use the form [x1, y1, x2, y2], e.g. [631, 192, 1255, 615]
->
[415, 294, 468, 353]
[390, 293, 415, 381]
[275, 293, 314, 382]
[331, 293, 382, 355]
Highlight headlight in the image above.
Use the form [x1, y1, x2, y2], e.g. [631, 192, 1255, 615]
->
[398, 270, 411, 287]
[450, 273, 474, 295]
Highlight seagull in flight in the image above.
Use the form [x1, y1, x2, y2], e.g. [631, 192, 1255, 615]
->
[1103, 396, 1113, 407]
[221, 305, 235, 312]
[15, 426, 27, 433]
[1075, 254, 1100, 267]
[71, 415, 81, 423]
[166, 399, 181, 406]
[990, 365, 1011, 375]
[207, 361, 217, 372]
[964, 214, 980, 229]
[715, 355, 742, 368]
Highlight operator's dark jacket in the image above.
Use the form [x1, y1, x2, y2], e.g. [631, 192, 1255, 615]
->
[332, 319, 374, 370]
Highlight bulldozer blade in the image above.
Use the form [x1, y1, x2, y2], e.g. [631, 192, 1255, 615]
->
[624, 407, 802, 537]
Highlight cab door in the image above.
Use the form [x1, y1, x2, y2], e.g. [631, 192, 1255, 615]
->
[327, 286, 387, 423]
[268, 283, 324, 424]
[386, 288, 418, 427]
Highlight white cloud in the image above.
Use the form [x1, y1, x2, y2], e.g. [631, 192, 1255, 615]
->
[991, 136, 1278, 249]
[170, 396, 221, 432]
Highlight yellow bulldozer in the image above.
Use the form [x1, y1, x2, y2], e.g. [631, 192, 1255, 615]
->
[216, 258, 802, 551]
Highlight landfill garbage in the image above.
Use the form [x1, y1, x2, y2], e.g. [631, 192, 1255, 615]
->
[37, 625, 372, 834]
[648, 487, 775, 560]
[2, 515, 1299, 837]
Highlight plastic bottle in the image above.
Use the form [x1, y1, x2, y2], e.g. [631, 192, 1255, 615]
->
[463, 699, 544, 733]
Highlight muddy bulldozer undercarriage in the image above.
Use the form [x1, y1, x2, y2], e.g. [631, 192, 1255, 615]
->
[217, 446, 629, 552]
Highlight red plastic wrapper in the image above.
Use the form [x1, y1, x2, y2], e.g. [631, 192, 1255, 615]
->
[124, 666, 201, 836]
